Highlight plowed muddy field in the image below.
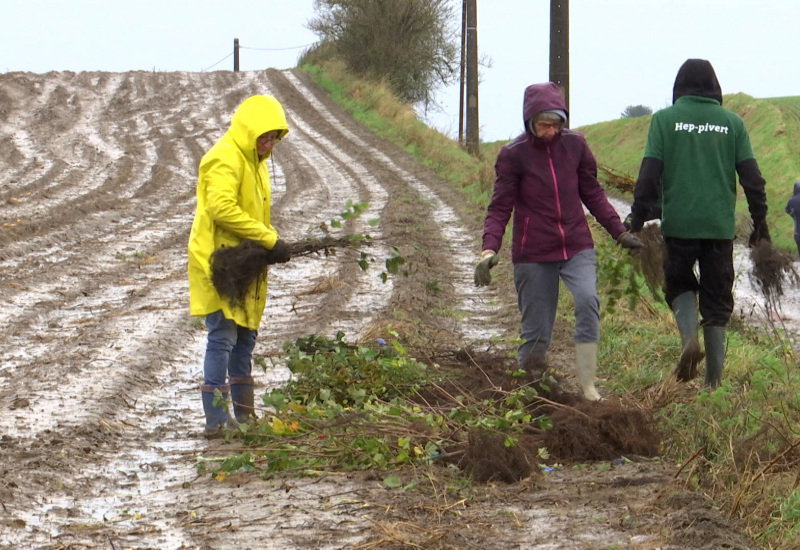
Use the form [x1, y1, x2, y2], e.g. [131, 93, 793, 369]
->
[0, 69, 753, 549]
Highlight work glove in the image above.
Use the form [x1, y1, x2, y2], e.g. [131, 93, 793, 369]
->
[623, 213, 633, 231]
[474, 250, 499, 286]
[616, 231, 644, 255]
[266, 239, 291, 264]
[749, 217, 771, 247]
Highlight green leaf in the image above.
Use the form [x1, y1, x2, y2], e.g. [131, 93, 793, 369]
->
[383, 475, 402, 488]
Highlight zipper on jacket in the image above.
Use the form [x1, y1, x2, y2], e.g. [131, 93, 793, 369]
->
[546, 145, 568, 259]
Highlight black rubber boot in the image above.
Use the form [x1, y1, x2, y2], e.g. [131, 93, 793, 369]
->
[521, 352, 548, 373]
[229, 376, 256, 423]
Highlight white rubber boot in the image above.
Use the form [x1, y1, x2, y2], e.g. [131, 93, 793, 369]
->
[576, 342, 601, 401]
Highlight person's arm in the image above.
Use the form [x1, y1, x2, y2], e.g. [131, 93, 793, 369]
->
[574, 137, 626, 239]
[629, 157, 663, 232]
[204, 157, 278, 247]
[481, 147, 519, 253]
[475, 147, 518, 286]
[737, 158, 767, 220]
[737, 158, 770, 245]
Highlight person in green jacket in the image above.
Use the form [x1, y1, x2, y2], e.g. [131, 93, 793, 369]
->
[629, 59, 770, 388]
[188, 95, 290, 437]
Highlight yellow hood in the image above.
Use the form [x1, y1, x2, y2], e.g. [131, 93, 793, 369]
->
[229, 95, 289, 160]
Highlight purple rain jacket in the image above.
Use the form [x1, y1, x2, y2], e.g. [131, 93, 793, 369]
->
[481, 82, 626, 263]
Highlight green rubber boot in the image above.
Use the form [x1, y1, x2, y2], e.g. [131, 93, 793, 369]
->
[672, 292, 703, 381]
[703, 326, 726, 389]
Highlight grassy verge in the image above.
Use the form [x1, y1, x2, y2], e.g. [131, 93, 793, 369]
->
[295, 60, 800, 549]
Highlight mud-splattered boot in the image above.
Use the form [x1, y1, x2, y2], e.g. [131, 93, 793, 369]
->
[703, 326, 726, 389]
[229, 376, 256, 424]
[672, 292, 704, 381]
[200, 384, 237, 439]
[521, 352, 548, 373]
[575, 342, 601, 401]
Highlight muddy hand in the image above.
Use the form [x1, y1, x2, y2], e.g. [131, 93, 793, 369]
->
[474, 250, 499, 286]
[616, 231, 644, 256]
[266, 239, 291, 264]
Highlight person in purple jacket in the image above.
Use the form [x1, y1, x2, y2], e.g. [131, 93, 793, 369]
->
[474, 82, 642, 401]
[786, 181, 800, 257]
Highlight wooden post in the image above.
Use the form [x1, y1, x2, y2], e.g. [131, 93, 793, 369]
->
[234, 38, 240, 72]
[549, 0, 569, 126]
[465, 0, 479, 155]
[458, 0, 467, 145]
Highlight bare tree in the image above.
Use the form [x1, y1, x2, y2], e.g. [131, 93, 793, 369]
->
[306, 0, 459, 106]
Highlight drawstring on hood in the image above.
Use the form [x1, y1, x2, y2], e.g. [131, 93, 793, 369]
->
[672, 58, 723, 105]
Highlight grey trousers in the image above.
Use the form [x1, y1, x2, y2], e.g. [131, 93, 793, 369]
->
[514, 249, 600, 363]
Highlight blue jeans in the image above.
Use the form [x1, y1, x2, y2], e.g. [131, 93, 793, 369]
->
[513, 249, 600, 362]
[202, 310, 257, 387]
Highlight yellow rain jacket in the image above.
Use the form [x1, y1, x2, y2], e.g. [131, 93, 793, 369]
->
[188, 95, 289, 329]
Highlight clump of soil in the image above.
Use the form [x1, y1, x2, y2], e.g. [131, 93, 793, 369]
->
[749, 240, 800, 314]
[428, 348, 661, 483]
[465, 429, 538, 483]
[541, 401, 660, 462]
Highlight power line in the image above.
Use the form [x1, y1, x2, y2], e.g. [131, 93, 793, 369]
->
[201, 52, 233, 73]
[239, 42, 315, 52]
[201, 42, 316, 72]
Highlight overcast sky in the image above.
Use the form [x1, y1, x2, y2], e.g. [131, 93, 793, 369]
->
[2, 0, 798, 142]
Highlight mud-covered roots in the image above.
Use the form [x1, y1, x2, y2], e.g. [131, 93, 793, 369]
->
[542, 402, 661, 462]
[633, 224, 665, 296]
[210, 236, 364, 307]
[598, 164, 636, 194]
[749, 240, 800, 315]
[432, 348, 661, 481]
[463, 430, 537, 483]
[210, 241, 271, 308]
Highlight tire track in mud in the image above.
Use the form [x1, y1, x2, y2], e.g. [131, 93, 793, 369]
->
[274, 69, 508, 345]
[0, 69, 497, 549]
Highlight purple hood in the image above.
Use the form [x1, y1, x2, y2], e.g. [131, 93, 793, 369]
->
[523, 82, 569, 130]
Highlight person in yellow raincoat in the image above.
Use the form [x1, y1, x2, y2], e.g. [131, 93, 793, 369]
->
[188, 95, 290, 437]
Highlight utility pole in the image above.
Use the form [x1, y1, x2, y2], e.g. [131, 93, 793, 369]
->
[458, 0, 467, 145]
[549, 0, 569, 126]
[234, 38, 240, 72]
[465, 0, 479, 155]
